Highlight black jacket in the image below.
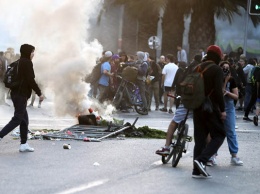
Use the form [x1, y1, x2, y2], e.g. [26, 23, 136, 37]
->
[12, 44, 41, 99]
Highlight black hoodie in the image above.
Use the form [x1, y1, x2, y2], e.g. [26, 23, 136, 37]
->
[12, 44, 41, 98]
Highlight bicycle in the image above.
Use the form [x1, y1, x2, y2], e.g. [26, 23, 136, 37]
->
[161, 94, 193, 167]
[112, 75, 150, 115]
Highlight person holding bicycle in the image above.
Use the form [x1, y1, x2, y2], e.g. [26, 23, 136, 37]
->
[155, 57, 201, 155]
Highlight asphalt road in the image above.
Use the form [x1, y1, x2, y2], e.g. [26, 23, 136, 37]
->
[1, 98, 260, 194]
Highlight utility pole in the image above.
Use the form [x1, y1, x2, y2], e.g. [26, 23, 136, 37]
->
[243, 0, 250, 56]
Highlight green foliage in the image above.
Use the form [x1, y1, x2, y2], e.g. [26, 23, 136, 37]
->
[126, 125, 166, 139]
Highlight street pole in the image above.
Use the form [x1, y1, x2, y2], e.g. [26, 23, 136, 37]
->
[243, 0, 250, 56]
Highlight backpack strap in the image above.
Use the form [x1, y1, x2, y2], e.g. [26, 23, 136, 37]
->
[196, 62, 215, 74]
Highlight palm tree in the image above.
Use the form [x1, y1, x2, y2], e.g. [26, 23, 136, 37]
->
[161, 0, 190, 57]
[100, 0, 167, 55]
[188, 0, 260, 61]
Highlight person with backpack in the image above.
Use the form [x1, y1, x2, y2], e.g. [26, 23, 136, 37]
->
[0, 44, 44, 152]
[243, 62, 260, 121]
[192, 45, 226, 179]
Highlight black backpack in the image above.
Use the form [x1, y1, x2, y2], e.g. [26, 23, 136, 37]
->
[3, 60, 21, 89]
[179, 62, 215, 110]
[85, 62, 102, 85]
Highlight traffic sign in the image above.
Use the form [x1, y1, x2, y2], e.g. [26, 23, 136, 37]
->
[148, 36, 160, 50]
[249, 0, 260, 15]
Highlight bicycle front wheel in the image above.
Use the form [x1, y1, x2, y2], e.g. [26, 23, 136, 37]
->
[161, 144, 174, 164]
[172, 123, 189, 167]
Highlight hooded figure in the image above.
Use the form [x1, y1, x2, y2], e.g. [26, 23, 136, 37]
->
[135, 51, 148, 114]
[136, 51, 148, 81]
[14, 44, 42, 99]
[0, 44, 43, 152]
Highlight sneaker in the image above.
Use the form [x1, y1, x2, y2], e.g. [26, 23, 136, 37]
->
[243, 116, 253, 121]
[206, 155, 217, 166]
[168, 109, 173, 114]
[236, 107, 243, 111]
[206, 161, 213, 167]
[194, 160, 209, 177]
[159, 108, 167, 112]
[230, 157, 243, 166]
[155, 147, 170, 156]
[19, 143, 34, 152]
[155, 107, 159, 111]
[235, 126, 238, 129]
[192, 172, 212, 179]
[253, 115, 258, 126]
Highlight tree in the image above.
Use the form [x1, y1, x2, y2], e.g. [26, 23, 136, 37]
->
[100, 0, 167, 55]
[188, 0, 260, 60]
[161, 0, 190, 58]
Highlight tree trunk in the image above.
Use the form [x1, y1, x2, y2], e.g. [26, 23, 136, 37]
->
[189, 6, 215, 61]
[121, 5, 158, 56]
[137, 16, 158, 57]
[161, 0, 186, 61]
[121, 5, 138, 55]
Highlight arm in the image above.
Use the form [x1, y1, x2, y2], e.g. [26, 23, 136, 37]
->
[24, 61, 42, 97]
[224, 87, 238, 100]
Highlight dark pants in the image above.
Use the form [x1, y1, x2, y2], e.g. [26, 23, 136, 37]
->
[98, 84, 109, 103]
[136, 80, 147, 110]
[244, 86, 257, 117]
[0, 92, 29, 144]
[193, 107, 226, 173]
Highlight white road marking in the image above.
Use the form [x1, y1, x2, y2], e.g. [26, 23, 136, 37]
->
[56, 179, 109, 194]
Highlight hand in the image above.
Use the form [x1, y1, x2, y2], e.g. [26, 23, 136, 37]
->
[39, 95, 45, 102]
[220, 111, 226, 121]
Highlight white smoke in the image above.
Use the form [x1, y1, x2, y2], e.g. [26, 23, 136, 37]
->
[0, 0, 111, 117]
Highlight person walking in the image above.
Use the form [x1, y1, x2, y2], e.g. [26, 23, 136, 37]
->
[0, 44, 44, 152]
[207, 61, 243, 166]
[192, 45, 226, 179]
[160, 54, 178, 114]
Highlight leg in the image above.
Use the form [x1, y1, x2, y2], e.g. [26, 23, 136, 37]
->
[0, 93, 27, 139]
[153, 81, 160, 110]
[137, 80, 147, 110]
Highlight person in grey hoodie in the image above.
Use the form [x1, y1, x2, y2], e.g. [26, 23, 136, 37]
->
[136, 51, 149, 114]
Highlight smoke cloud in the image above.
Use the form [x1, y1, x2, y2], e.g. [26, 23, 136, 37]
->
[0, 0, 111, 117]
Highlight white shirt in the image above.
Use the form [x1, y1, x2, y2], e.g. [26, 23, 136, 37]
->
[162, 62, 178, 87]
[177, 49, 187, 63]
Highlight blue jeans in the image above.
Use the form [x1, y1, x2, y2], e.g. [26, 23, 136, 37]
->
[224, 98, 239, 154]
[0, 92, 29, 144]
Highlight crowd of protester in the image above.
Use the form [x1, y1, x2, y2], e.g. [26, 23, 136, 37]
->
[1, 44, 260, 178]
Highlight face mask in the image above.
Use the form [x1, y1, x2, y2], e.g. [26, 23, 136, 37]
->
[223, 68, 230, 76]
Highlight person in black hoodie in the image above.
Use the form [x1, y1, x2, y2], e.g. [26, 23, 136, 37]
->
[192, 45, 226, 179]
[0, 44, 44, 152]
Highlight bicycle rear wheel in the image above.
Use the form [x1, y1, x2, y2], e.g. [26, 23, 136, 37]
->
[172, 123, 189, 167]
[161, 144, 174, 164]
